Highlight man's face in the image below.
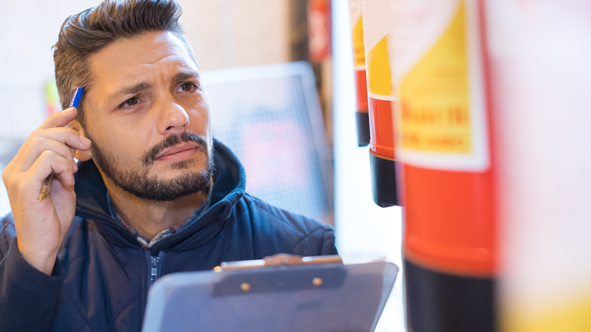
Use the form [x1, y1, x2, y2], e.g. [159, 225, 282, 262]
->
[81, 31, 213, 201]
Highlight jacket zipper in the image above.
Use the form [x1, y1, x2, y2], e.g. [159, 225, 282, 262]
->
[150, 256, 160, 286]
[146, 251, 166, 290]
[142, 251, 165, 324]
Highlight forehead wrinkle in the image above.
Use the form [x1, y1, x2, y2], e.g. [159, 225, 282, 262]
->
[133, 45, 197, 77]
[99, 52, 183, 87]
[141, 42, 178, 64]
[139, 35, 194, 66]
[99, 35, 188, 69]
[109, 57, 194, 89]
[145, 53, 185, 67]
[90, 31, 196, 77]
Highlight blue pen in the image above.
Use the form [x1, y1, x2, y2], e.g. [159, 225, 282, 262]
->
[69, 87, 84, 109]
[39, 87, 84, 201]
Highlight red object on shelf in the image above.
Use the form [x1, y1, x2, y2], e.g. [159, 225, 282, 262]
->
[391, 0, 496, 276]
[363, 0, 398, 207]
[403, 166, 496, 275]
[392, 1, 497, 330]
[355, 69, 368, 113]
[308, 0, 331, 63]
[368, 98, 394, 161]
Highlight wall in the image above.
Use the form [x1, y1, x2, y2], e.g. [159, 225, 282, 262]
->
[179, 0, 290, 70]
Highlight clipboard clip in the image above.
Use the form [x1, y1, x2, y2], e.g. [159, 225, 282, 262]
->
[214, 254, 343, 272]
[211, 254, 346, 297]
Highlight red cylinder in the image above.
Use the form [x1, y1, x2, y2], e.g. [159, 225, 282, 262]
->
[349, 0, 371, 146]
[363, 0, 399, 207]
[390, 0, 496, 330]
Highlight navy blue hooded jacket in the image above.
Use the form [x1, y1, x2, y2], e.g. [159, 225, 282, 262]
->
[0, 140, 337, 332]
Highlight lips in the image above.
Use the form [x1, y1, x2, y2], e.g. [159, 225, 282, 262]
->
[154, 142, 198, 160]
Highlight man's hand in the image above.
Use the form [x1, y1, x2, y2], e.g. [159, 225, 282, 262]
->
[2, 107, 91, 275]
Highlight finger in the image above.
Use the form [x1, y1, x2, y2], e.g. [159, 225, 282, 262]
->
[38, 107, 78, 130]
[30, 127, 91, 152]
[18, 137, 78, 174]
[5, 125, 90, 182]
[13, 150, 75, 208]
[51, 165, 76, 188]
[20, 150, 75, 200]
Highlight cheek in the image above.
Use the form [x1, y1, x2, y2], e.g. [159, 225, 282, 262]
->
[101, 129, 146, 165]
[85, 110, 144, 161]
[188, 99, 211, 131]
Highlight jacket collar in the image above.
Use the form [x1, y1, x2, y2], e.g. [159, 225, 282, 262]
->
[73, 139, 246, 250]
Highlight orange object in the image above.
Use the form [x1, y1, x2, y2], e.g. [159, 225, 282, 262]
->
[368, 98, 394, 161]
[349, 0, 370, 146]
[354, 70, 368, 114]
[308, 0, 331, 63]
[404, 167, 496, 275]
[392, 0, 495, 276]
[390, 0, 496, 331]
[363, 0, 398, 207]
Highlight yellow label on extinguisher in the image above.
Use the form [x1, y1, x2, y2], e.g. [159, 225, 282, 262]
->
[352, 15, 365, 68]
[399, 2, 471, 154]
[363, 0, 395, 99]
[391, 0, 489, 171]
[367, 36, 393, 97]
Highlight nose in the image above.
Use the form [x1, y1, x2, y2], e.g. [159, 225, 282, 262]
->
[157, 98, 189, 134]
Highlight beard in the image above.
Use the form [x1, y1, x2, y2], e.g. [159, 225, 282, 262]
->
[90, 132, 214, 202]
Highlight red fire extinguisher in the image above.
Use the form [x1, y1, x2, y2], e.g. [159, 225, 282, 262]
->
[362, 0, 398, 207]
[348, 0, 370, 147]
[390, 0, 496, 331]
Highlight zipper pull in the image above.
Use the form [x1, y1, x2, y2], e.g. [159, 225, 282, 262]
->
[150, 256, 160, 285]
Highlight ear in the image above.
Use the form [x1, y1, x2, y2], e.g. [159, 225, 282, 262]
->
[69, 119, 93, 162]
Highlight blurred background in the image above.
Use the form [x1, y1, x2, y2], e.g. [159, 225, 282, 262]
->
[0, 0, 404, 331]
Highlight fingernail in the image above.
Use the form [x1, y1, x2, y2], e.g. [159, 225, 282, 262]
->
[80, 136, 91, 145]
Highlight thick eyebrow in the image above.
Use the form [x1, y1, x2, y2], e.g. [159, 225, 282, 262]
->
[106, 70, 200, 106]
[107, 82, 153, 105]
[172, 70, 200, 83]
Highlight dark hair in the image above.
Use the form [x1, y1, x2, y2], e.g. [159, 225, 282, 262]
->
[53, 0, 195, 128]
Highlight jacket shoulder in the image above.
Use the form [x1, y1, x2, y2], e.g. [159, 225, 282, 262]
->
[233, 194, 337, 258]
[0, 213, 85, 259]
[0, 213, 16, 256]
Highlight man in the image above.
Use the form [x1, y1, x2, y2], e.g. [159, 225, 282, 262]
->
[0, 1, 337, 331]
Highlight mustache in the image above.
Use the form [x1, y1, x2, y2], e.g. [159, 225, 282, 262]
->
[142, 132, 208, 167]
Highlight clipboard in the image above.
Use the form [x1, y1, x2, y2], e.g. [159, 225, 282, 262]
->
[142, 255, 399, 332]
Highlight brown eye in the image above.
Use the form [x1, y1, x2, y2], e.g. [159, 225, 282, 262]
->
[121, 97, 139, 108]
[179, 82, 197, 92]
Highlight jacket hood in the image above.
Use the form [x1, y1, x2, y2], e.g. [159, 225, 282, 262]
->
[73, 139, 246, 252]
